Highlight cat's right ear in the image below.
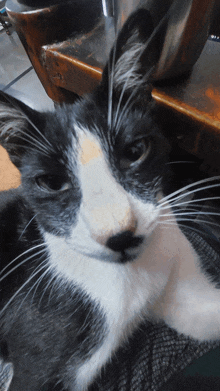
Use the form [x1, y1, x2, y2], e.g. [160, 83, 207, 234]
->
[100, 8, 161, 100]
[0, 91, 45, 168]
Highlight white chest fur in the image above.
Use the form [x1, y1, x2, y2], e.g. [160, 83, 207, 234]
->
[43, 222, 173, 389]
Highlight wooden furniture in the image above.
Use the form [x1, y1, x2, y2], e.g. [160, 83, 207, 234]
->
[5, 0, 220, 174]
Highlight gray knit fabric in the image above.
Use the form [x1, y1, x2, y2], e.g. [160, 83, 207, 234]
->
[89, 321, 219, 391]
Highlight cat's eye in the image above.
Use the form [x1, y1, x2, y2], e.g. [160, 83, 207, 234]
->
[120, 138, 151, 169]
[36, 175, 71, 193]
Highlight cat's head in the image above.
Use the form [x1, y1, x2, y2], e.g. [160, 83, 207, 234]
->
[0, 9, 171, 264]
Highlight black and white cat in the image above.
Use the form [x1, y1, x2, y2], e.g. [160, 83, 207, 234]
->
[0, 8, 220, 391]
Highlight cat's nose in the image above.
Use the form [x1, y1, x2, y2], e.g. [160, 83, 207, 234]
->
[82, 201, 137, 246]
[106, 230, 143, 252]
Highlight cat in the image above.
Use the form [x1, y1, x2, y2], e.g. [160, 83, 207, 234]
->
[0, 8, 220, 391]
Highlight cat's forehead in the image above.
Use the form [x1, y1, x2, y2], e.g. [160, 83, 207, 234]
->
[74, 124, 105, 166]
[78, 133, 102, 165]
[47, 99, 159, 171]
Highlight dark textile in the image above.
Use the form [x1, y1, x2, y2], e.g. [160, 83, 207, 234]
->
[89, 322, 219, 391]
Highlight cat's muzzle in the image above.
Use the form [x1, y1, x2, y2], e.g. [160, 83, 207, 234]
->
[106, 230, 144, 263]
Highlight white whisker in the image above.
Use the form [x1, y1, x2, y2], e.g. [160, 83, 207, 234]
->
[38, 272, 57, 307]
[175, 217, 220, 229]
[19, 214, 38, 240]
[47, 277, 60, 305]
[158, 220, 214, 237]
[114, 67, 153, 133]
[29, 259, 52, 306]
[1, 93, 54, 151]
[165, 196, 220, 211]
[166, 161, 195, 165]
[23, 116, 53, 151]
[108, 39, 117, 130]
[0, 248, 46, 283]
[15, 130, 51, 156]
[161, 211, 220, 218]
[112, 11, 170, 128]
[113, 70, 138, 130]
[0, 243, 45, 277]
[12, 261, 52, 320]
[160, 176, 220, 207]
[0, 262, 49, 315]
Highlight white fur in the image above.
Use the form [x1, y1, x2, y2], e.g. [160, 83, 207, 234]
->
[43, 130, 220, 390]
[77, 129, 139, 244]
[114, 43, 144, 90]
[0, 105, 26, 140]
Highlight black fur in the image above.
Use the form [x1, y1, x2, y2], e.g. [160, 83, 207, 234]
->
[0, 188, 106, 390]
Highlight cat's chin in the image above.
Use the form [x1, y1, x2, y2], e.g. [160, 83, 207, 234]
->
[112, 247, 143, 264]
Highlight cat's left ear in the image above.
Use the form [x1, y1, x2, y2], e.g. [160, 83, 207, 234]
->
[101, 8, 161, 100]
[0, 91, 46, 168]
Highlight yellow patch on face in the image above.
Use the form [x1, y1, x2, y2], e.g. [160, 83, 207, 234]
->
[80, 137, 102, 165]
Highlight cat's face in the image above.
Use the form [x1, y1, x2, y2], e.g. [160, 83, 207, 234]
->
[0, 9, 171, 265]
[0, 94, 170, 266]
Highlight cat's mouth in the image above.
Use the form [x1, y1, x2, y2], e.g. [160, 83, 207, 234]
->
[80, 224, 156, 264]
[117, 250, 140, 264]
[68, 237, 145, 264]
[113, 236, 145, 264]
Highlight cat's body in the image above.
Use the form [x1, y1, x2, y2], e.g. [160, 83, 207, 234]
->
[0, 9, 220, 391]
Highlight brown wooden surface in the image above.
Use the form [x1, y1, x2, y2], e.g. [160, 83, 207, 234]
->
[43, 33, 220, 163]
[5, 0, 220, 173]
[42, 19, 107, 96]
[7, 3, 74, 102]
[44, 33, 220, 133]
[6, 0, 103, 102]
